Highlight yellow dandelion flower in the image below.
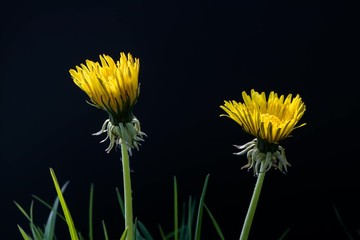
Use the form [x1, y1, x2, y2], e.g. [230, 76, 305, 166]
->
[70, 52, 146, 153]
[220, 89, 306, 175]
[70, 52, 139, 123]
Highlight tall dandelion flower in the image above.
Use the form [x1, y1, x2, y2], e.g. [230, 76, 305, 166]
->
[70, 52, 146, 240]
[220, 89, 306, 175]
[69, 52, 146, 154]
[220, 89, 306, 240]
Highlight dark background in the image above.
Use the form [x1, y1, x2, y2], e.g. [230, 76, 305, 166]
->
[1, 0, 359, 239]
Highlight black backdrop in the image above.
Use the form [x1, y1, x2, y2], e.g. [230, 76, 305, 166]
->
[1, 0, 359, 239]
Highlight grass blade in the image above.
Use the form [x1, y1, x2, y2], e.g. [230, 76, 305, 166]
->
[14, 201, 31, 222]
[89, 183, 94, 240]
[187, 196, 196, 240]
[35, 226, 44, 239]
[17, 225, 31, 240]
[119, 228, 128, 240]
[333, 204, 354, 240]
[278, 227, 290, 240]
[179, 202, 186, 240]
[174, 176, 179, 240]
[44, 181, 70, 240]
[135, 218, 148, 240]
[137, 220, 155, 240]
[204, 204, 225, 240]
[102, 220, 109, 240]
[78, 232, 86, 240]
[32, 194, 66, 222]
[194, 174, 210, 240]
[50, 168, 79, 240]
[158, 224, 167, 240]
[29, 201, 43, 240]
[116, 187, 125, 219]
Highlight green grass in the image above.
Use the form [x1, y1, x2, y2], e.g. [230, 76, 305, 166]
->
[159, 174, 225, 240]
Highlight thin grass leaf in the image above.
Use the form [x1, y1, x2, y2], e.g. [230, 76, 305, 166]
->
[50, 168, 79, 240]
[278, 227, 290, 240]
[158, 224, 167, 240]
[116, 187, 125, 219]
[134, 219, 138, 240]
[30, 223, 42, 240]
[119, 228, 128, 240]
[78, 232, 86, 240]
[204, 204, 225, 240]
[32, 194, 66, 222]
[134, 218, 147, 240]
[14, 201, 31, 222]
[187, 196, 196, 240]
[35, 226, 45, 239]
[194, 174, 210, 240]
[102, 220, 109, 240]
[159, 224, 175, 240]
[164, 231, 175, 240]
[89, 183, 94, 240]
[333, 204, 354, 240]
[44, 181, 70, 240]
[174, 176, 179, 240]
[29, 201, 43, 240]
[179, 202, 186, 240]
[17, 225, 32, 240]
[137, 220, 155, 240]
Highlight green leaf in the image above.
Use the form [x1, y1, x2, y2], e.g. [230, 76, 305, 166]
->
[89, 183, 94, 240]
[15, 200, 43, 240]
[134, 218, 147, 240]
[50, 168, 79, 240]
[333, 204, 354, 240]
[158, 224, 167, 240]
[179, 202, 186, 240]
[278, 227, 290, 240]
[14, 201, 31, 222]
[17, 225, 32, 240]
[34, 226, 44, 240]
[102, 220, 109, 240]
[78, 232, 86, 240]
[194, 174, 210, 240]
[137, 220, 155, 240]
[32, 194, 66, 222]
[174, 176, 178, 240]
[116, 187, 125, 219]
[44, 181, 70, 240]
[204, 204, 225, 240]
[29, 201, 43, 240]
[187, 196, 196, 240]
[119, 228, 128, 240]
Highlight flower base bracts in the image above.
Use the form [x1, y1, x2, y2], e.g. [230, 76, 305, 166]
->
[234, 138, 290, 176]
[93, 117, 146, 154]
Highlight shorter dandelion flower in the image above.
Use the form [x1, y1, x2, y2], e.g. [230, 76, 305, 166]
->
[220, 89, 306, 175]
[70, 52, 146, 154]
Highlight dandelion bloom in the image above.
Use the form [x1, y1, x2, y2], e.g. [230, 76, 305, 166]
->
[70, 52, 139, 123]
[220, 89, 306, 174]
[70, 52, 146, 153]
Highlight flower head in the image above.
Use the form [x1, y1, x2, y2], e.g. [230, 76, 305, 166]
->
[70, 52, 139, 124]
[70, 52, 146, 153]
[220, 89, 306, 175]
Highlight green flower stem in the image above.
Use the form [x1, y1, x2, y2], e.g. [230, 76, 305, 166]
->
[120, 142, 134, 240]
[240, 161, 267, 240]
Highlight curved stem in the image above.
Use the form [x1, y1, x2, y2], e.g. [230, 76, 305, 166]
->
[239, 161, 267, 240]
[121, 142, 134, 240]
